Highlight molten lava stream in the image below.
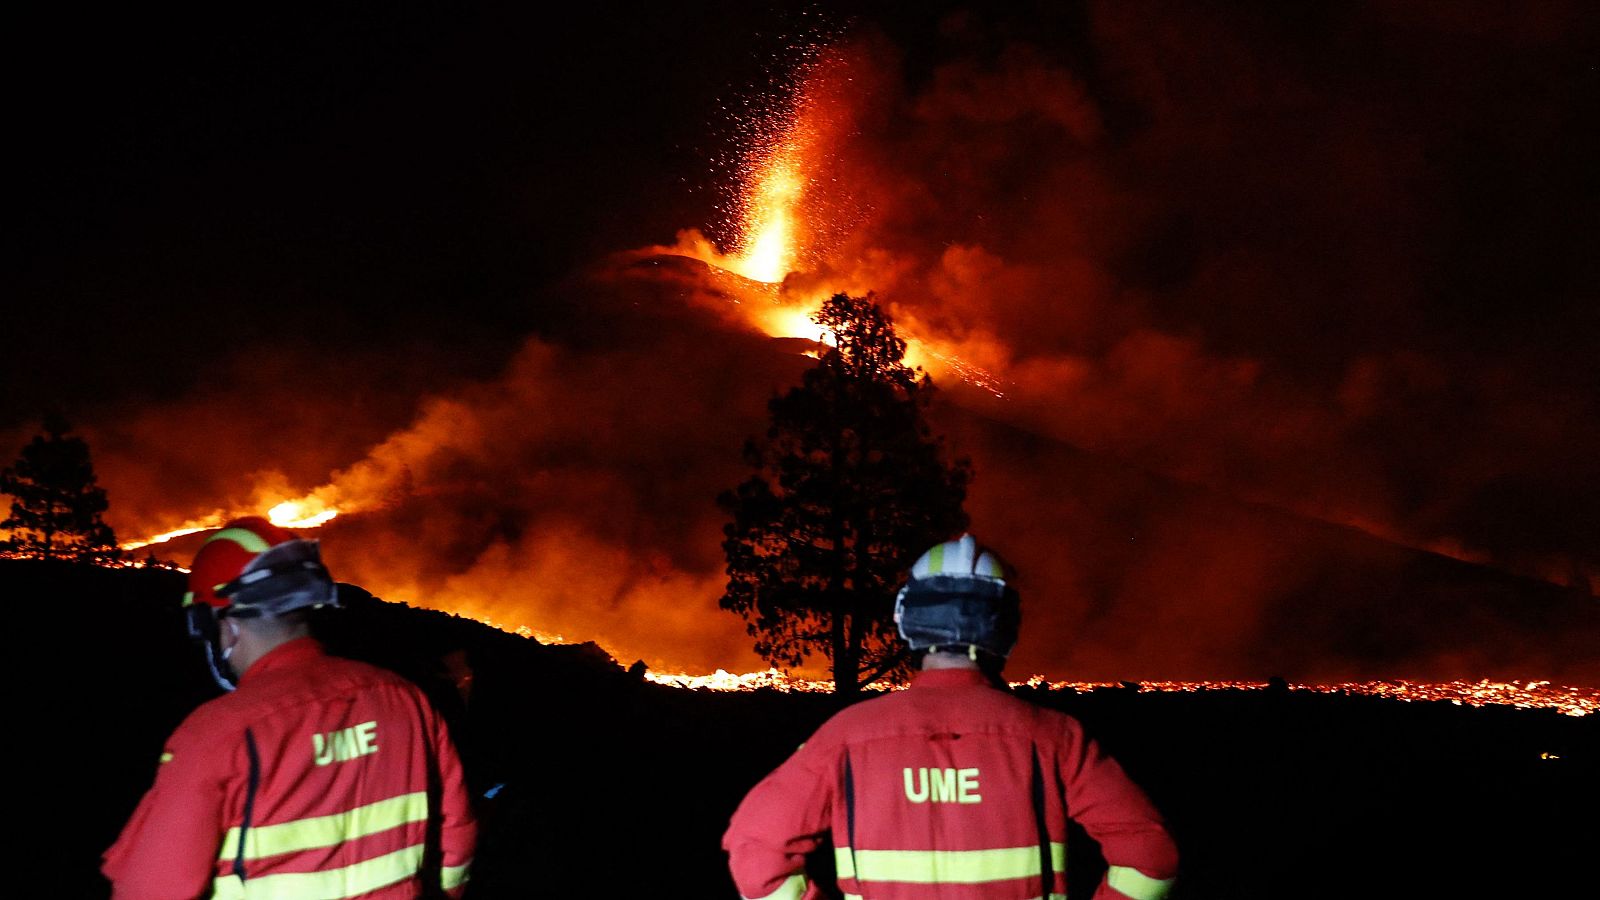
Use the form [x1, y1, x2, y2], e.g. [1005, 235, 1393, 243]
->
[639, 667, 1597, 716]
[266, 499, 339, 529]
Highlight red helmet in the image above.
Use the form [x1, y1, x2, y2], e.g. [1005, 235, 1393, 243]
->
[185, 517, 294, 609]
[184, 517, 335, 615]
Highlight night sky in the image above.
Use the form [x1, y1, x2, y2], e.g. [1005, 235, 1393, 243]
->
[9, 2, 1598, 679]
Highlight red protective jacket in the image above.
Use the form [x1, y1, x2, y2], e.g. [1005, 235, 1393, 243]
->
[104, 638, 477, 899]
[724, 668, 1178, 900]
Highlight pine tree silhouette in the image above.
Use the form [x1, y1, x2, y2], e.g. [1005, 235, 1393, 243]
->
[720, 294, 970, 693]
[1, 414, 121, 563]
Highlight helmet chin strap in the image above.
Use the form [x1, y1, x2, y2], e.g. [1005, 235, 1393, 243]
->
[202, 620, 240, 693]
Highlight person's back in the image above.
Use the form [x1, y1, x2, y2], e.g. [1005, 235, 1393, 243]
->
[103, 518, 475, 900]
[724, 535, 1177, 900]
[824, 668, 1170, 897]
[729, 667, 1175, 899]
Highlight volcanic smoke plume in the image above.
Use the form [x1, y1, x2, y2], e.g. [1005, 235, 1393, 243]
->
[34, 4, 1597, 682]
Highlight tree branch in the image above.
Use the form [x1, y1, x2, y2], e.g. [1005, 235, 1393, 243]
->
[853, 647, 909, 691]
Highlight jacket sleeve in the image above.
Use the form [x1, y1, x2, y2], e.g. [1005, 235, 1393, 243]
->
[1059, 724, 1179, 900]
[723, 738, 836, 900]
[428, 704, 478, 899]
[102, 718, 228, 900]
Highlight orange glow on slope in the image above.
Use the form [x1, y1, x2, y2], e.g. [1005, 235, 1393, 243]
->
[760, 303, 834, 345]
[121, 490, 347, 550]
[121, 519, 225, 551]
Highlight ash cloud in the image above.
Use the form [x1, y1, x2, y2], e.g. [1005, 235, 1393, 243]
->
[789, 3, 1598, 589]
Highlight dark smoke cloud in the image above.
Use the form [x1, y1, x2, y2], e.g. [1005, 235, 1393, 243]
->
[786, 3, 1598, 589]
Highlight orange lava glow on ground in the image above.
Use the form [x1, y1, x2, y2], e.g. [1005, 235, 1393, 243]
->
[642, 668, 1597, 717]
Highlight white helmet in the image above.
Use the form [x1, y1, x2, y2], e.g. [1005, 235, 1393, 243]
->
[894, 534, 1020, 658]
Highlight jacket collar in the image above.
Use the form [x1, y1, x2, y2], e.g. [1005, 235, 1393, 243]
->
[238, 636, 325, 685]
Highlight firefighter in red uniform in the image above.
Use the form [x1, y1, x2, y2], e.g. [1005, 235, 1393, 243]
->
[724, 534, 1179, 900]
[103, 517, 477, 899]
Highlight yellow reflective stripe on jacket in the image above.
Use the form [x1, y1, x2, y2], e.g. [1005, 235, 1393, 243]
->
[742, 872, 807, 900]
[1107, 865, 1175, 900]
[835, 843, 1066, 883]
[218, 791, 429, 861]
[211, 844, 424, 899]
[441, 859, 472, 890]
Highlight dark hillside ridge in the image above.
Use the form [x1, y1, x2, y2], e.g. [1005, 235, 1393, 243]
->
[17, 560, 1594, 899]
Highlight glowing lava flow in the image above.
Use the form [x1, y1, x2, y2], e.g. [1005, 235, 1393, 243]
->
[640, 669, 1597, 716]
[120, 518, 224, 551]
[414, 604, 1596, 717]
[266, 499, 339, 529]
[646, 668, 871, 694]
[120, 493, 342, 552]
